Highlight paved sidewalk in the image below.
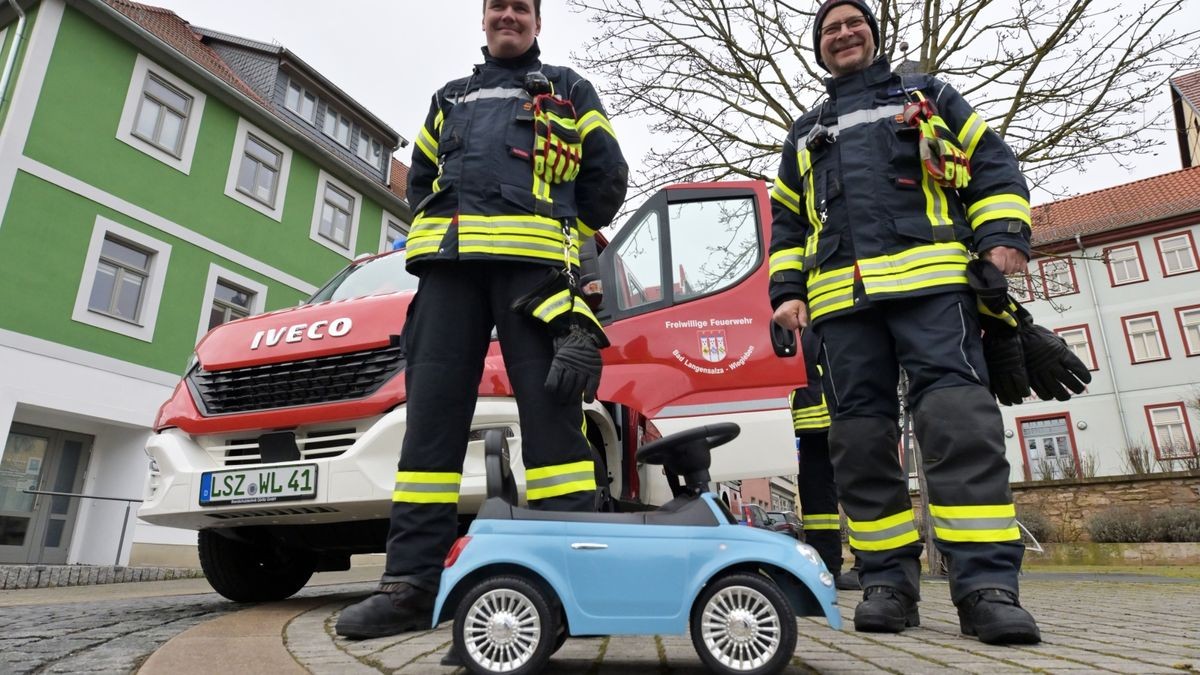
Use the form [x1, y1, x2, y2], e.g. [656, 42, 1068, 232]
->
[282, 575, 1200, 674]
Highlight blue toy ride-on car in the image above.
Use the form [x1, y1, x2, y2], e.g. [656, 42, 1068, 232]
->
[434, 423, 843, 675]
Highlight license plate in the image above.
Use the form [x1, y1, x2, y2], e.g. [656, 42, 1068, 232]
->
[200, 464, 317, 506]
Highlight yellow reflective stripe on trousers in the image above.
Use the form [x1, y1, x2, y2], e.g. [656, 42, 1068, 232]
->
[769, 248, 805, 275]
[847, 509, 921, 551]
[802, 513, 841, 531]
[956, 112, 988, 160]
[393, 471, 462, 504]
[526, 460, 596, 501]
[771, 177, 801, 215]
[928, 503, 1020, 543]
[578, 110, 616, 140]
[966, 194, 1032, 228]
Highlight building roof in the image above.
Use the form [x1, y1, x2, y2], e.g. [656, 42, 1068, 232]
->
[99, 0, 410, 209]
[388, 158, 409, 201]
[1171, 69, 1200, 111]
[1031, 165, 1200, 246]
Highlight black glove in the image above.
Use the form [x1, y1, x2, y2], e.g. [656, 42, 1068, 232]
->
[967, 259, 1029, 405]
[545, 324, 602, 404]
[1017, 307, 1092, 401]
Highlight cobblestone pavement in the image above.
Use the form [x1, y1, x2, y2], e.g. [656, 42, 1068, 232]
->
[294, 576, 1200, 674]
[2, 574, 1197, 674]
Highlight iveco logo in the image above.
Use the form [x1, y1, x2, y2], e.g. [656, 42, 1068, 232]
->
[250, 318, 353, 350]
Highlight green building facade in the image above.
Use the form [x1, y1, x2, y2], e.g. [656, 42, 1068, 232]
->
[0, 0, 410, 566]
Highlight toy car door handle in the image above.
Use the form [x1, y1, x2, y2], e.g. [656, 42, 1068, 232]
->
[570, 542, 608, 550]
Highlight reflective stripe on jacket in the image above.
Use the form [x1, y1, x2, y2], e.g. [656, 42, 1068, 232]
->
[406, 43, 628, 271]
[768, 57, 1031, 324]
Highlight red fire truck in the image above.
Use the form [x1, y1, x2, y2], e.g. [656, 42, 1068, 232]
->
[140, 181, 807, 601]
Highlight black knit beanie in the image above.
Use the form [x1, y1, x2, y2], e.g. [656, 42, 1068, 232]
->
[812, 0, 880, 71]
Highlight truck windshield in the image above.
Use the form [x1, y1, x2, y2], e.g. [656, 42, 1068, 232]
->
[306, 250, 419, 304]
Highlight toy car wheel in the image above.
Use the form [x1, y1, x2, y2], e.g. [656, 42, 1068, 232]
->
[690, 572, 797, 675]
[453, 575, 559, 675]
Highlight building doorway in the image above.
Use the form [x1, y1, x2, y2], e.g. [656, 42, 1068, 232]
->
[0, 423, 92, 564]
[1020, 416, 1077, 481]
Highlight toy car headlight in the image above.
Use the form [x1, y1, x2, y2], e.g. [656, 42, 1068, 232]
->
[795, 543, 821, 566]
[819, 571, 834, 587]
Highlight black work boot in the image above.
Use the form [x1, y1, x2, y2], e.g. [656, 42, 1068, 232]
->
[957, 588, 1041, 645]
[835, 567, 861, 591]
[335, 582, 436, 639]
[854, 586, 919, 633]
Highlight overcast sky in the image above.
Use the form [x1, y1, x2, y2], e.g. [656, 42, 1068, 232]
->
[147, 0, 1197, 208]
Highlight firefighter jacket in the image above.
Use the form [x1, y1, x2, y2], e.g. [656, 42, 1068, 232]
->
[768, 57, 1032, 324]
[790, 329, 830, 433]
[406, 42, 628, 272]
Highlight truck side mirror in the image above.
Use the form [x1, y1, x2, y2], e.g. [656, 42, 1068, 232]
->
[770, 322, 797, 357]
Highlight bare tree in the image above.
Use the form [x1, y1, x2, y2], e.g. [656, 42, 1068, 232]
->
[570, 0, 1200, 199]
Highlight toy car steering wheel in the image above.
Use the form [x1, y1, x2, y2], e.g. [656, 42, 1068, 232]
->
[635, 423, 740, 466]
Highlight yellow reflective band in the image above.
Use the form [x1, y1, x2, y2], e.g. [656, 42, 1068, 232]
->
[803, 156, 821, 230]
[533, 289, 572, 323]
[806, 266, 856, 319]
[573, 297, 604, 332]
[857, 243, 970, 274]
[771, 177, 802, 215]
[578, 110, 616, 140]
[433, 109, 445, 133]
[576, 217, 596, 238]
[803, 514, 841, 530]
[921, 171, 952, 228]
[769, 248, 805, 275]
[393, 471, 462, 504]
[847, 509, 921, 551]
[797, 147, 812, 175]
[415, 126, 438, 163]
[967, 194, 1032, 228]
[956, 113, 988, 160]
[977, 298, 1018, 328]
[526, 460, 596, 501]
[928, 503, 1020, 543]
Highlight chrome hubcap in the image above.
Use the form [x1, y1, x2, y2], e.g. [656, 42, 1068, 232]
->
[463, 588, 541, 670]
[701, 585, 782, 671]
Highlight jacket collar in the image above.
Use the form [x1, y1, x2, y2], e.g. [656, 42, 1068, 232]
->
[824, 56, 894, 97]
[479, 40, 542, 70]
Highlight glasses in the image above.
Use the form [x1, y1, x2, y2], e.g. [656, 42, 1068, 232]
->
[821, 15, 868, 38]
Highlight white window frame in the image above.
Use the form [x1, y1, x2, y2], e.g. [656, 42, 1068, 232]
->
[379, 212, 407, 253]
[1156, 232, 1199, 276]
[322, 107, 351, 147]
[1040, 258, 1077, 297]
[309, 170, 362, 258]
[1147, 404, 1195, 459]
[1007, 271, 1033, 303]
[283, 78, 318, 124]
[73, 215, 171, 342]
[117, 54, 206, 174]
[1054, 326, 1096, 371]
[223, 118, 293, 221]
[1123, 313, 1167, 363]
[196, 264, 268, 343]
[1105, 244, 1145, 285]
[1177, 306, 1200, 357]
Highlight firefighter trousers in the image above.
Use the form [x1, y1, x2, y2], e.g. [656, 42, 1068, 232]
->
[382, 261, 597, 592]
[797, 430, 843, 575]
[813, 291, 1023, 604]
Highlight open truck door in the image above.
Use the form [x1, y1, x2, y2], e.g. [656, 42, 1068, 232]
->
[595, 181, 805, 506]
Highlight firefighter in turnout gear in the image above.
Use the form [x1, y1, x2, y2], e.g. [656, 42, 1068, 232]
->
[790, 328, 861, 591]
[336, 0, 627, 639]
[768, 0, 1040, 645]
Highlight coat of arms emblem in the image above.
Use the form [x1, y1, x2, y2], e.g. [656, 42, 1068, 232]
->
[698, 330, 728, 363]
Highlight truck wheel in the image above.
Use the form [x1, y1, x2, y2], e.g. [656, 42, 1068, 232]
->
[197, 529, 315, 602]
[453, 575, 559, 675]
[690, 572, 797, 675]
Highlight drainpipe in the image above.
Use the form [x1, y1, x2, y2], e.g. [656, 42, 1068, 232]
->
[0, 0, 28, 114]
[1076, 233, 1132, 448]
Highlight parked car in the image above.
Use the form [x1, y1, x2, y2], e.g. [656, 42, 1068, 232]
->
[767, 510, 803, 539]
[434, 425, 841, 675]
[740, 503, 773, 530]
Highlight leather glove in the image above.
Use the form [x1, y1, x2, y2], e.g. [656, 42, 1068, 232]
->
[533, 96, 582, 184]
[1017, 307, 1092, 401]
[545, 324, 602, 404]
[967, 259, 1029, 405]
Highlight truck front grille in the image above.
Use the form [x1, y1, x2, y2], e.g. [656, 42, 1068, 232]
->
[188, 344, 404, 414]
